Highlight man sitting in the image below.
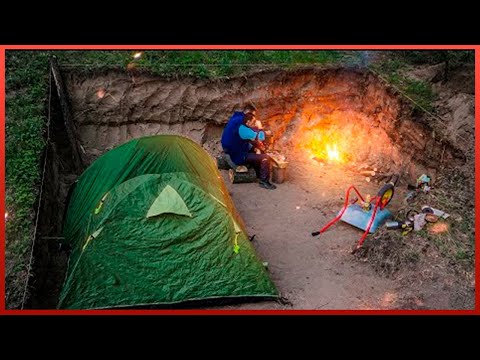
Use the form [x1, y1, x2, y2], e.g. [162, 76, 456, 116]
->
[221, 104, 276, 190]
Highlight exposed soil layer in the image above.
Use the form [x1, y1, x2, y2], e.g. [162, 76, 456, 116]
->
[65, 67, 464, 179]
[30, 66, 474, 309]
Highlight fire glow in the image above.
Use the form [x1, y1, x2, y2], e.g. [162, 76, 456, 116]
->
[303, 130, 347, 164]
[326, 144, 340, 162]
[96, 88, 106, 99]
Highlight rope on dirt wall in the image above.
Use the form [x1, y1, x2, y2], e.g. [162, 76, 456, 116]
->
[368, 67, 471, 148]
[58, 63, 338, 67]
[20, 69, 53, 310]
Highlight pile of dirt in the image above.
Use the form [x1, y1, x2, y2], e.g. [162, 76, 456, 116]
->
[404, 62, 475, 164]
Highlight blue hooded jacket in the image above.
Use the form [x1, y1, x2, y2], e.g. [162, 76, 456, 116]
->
[221, 112, 250, 165]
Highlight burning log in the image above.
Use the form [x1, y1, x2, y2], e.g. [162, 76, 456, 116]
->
[312, 156, 326, 164]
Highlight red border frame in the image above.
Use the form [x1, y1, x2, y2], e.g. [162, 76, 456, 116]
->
[1, 45, 478, 315]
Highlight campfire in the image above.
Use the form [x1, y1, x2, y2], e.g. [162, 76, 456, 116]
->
[288, 111, 399, 174]
[326, 144, 341, 163]
[302, 128, 349, 165]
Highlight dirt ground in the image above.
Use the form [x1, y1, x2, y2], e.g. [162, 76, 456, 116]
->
[209, 151, 414, 310]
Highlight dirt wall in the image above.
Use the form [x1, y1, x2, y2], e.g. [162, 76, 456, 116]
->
[64, 67, 463, 180]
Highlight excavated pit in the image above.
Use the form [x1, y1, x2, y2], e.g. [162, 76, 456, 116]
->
[30, 67, 468, 309]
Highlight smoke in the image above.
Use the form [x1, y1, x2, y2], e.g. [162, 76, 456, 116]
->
[360, 51, 370, 68]
[342, 50, 372, 69]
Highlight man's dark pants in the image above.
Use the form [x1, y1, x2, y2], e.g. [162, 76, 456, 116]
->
[244, 153, 271, 182]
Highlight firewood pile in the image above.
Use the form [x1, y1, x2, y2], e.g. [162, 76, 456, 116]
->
[349, 163, 397, 184]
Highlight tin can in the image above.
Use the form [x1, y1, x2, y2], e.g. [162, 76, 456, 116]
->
[386, 221, 403, 230]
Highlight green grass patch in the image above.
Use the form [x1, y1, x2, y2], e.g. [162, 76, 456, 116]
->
[5, 51, 50, 309]
[372, 59, 437, 112]
[54, 50, 345, 78]
[372, 51, 473, 113]
[394, 50, 474, 66]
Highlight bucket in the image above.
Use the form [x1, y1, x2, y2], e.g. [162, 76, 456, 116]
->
[272, 161, 288, 184]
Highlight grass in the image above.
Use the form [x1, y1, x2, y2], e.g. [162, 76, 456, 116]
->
[371, 59, 437, 113]
[5, 51, 50, 308]
[428, 207, 475, 270]
[435, 170, 475, 270]
[372, 51, 473, 113]
[54, 50, 347, 78]
[357, 229, 422, 278]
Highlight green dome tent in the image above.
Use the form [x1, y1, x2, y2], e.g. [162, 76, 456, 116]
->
[59, 135, 278, 309]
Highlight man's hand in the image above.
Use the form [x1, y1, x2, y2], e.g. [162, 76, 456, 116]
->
[251, 140, 266, 153]
[254, 120, 263, 129]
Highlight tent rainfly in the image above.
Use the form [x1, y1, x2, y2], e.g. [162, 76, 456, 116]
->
[59, 135, 278, 309]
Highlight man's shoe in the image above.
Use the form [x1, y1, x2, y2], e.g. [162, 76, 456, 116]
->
[259, 180, 277, 190]
[235, 165, 248, 173]
[223, 153, 237, 170]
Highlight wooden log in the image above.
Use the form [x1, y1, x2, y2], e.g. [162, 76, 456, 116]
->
[359, 170, 376, 177]
[229, 168, 257, 184]
[374, 172, 394, 181]
[358, 164, 377, 172]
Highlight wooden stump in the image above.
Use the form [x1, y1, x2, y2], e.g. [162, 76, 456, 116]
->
[272, 165, 287, 184]
[228, 168, 257, 184]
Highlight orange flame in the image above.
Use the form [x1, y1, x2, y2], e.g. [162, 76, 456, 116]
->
[326, 144, 340, 162]
[303, 130, 347, 164]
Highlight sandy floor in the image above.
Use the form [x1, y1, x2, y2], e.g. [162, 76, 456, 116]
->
[210, 152, 409, 310]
